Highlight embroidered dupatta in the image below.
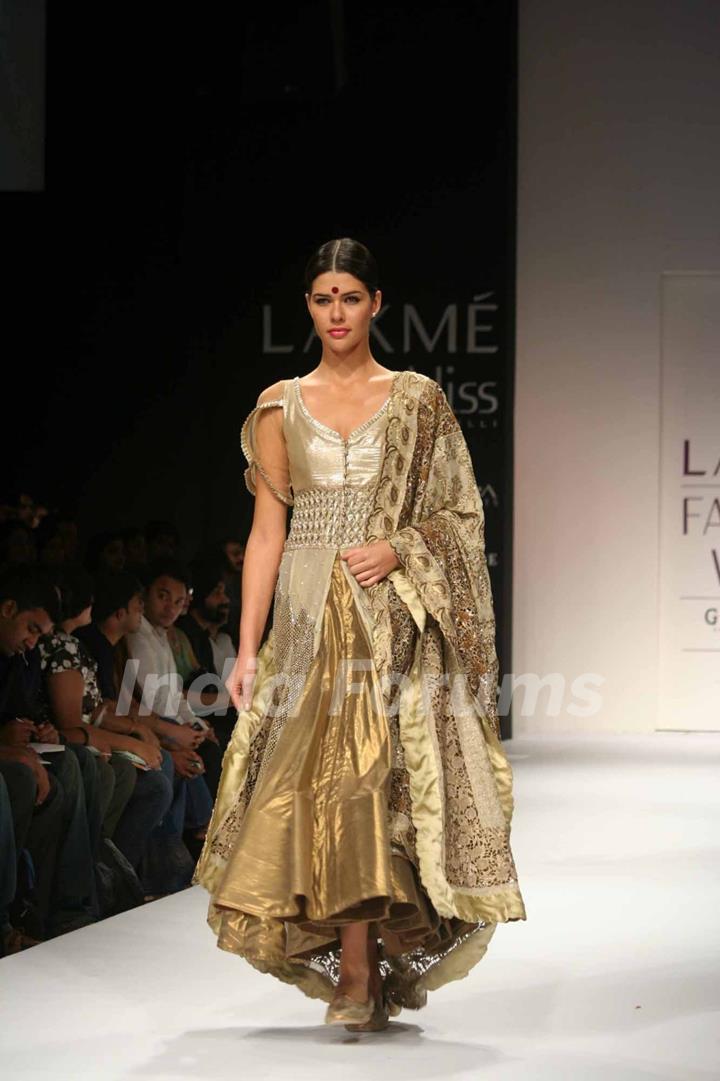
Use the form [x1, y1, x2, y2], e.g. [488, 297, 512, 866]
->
[366, 371, 525, 929]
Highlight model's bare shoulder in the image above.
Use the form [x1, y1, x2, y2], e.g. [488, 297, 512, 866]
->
[256, 379, 288, 406]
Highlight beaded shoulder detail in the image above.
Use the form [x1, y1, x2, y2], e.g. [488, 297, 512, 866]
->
[240, 395, 294, 507]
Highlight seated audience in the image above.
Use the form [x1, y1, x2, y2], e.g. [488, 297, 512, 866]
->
[121, 526, 148, 581]
[167, 586, 203, 684]
[85, 530, 125, 575]
[37, 566, 177, 897]
[77, 571, 208, 889]
[145, 520, 180, 562]
[75, 571, 204, 754]
[178, 554, 237, 741]
[0, 520, 36, 572]
[55, 511, 80, 564]
[34, 515, 68, 567]
[0, 566, 98, 945]
[126, 558, 217, 834]
[219, 531, 245, 649]
[179, 554, 236, 683]
[0, 505, 260, 955]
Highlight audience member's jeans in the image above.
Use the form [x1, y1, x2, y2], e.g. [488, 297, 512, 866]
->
[184, 770, 214, 829]
[0, 759, 44, 862]
[0, 761, 62, 940]
[0, 773, 17, 955]
[4, 763, 66, 939]
[112, 751, 174, 872]
[161, 719, 214, 829]
[44, 747, 98, 934]
[103, 754, 139, 838]
[138, 740, 213, 895]
[66, 744, 112, 860]
[0, 740, 215, 945]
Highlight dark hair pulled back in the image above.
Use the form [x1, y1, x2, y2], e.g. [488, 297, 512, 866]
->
[304, 237, 379, 298]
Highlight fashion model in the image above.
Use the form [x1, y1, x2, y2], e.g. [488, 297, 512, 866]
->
[192, 237, 526, 1031]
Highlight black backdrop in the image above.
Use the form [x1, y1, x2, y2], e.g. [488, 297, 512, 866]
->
[3, 1, 517, 735]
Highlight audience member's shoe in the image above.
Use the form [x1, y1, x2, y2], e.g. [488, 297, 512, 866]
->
[2, 926, 42, 954]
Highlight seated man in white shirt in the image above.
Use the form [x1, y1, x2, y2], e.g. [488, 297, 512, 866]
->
[126, 559, 224, 801]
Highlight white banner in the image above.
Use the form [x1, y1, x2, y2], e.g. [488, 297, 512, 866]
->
[658, 273, 720, 731]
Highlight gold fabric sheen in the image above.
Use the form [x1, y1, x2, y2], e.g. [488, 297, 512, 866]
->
[192, 370, 526, 1012]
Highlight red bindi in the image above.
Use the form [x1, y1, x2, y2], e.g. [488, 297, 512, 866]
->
[331, 286, 339, 294]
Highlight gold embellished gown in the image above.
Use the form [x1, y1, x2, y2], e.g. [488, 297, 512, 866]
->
[192, 369, 526, 1011]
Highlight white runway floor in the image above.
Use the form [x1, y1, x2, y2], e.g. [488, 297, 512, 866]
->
[2, 732, 719, 1081]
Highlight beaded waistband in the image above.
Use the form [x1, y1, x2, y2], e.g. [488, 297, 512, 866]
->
[284, 485, 375, 550]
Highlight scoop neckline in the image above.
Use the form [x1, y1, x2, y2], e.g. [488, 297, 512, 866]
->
[293, 371, 399, 442]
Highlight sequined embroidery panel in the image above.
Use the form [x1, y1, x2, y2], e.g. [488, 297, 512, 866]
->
[284, 484, 376, 551]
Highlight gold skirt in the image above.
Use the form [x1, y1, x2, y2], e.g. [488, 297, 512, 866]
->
[206, 554, 495, 1008]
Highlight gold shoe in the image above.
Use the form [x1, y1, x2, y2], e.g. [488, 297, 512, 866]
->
[345, 987, 391, 1032]
[324, 992, 375, 1026]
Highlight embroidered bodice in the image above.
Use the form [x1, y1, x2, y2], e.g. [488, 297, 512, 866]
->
[241, 374, 396, 551]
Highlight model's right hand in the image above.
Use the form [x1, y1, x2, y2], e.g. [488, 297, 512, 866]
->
[226, 651, 258, 712]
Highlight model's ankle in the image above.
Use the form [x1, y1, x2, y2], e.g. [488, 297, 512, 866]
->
[336, 963, 371, 998]
[338, 962, 370, 982]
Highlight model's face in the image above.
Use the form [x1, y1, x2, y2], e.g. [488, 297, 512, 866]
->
[145, 576, 186, 629]
[305, 272, 381, 350]
[0, 602, 53, 656]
